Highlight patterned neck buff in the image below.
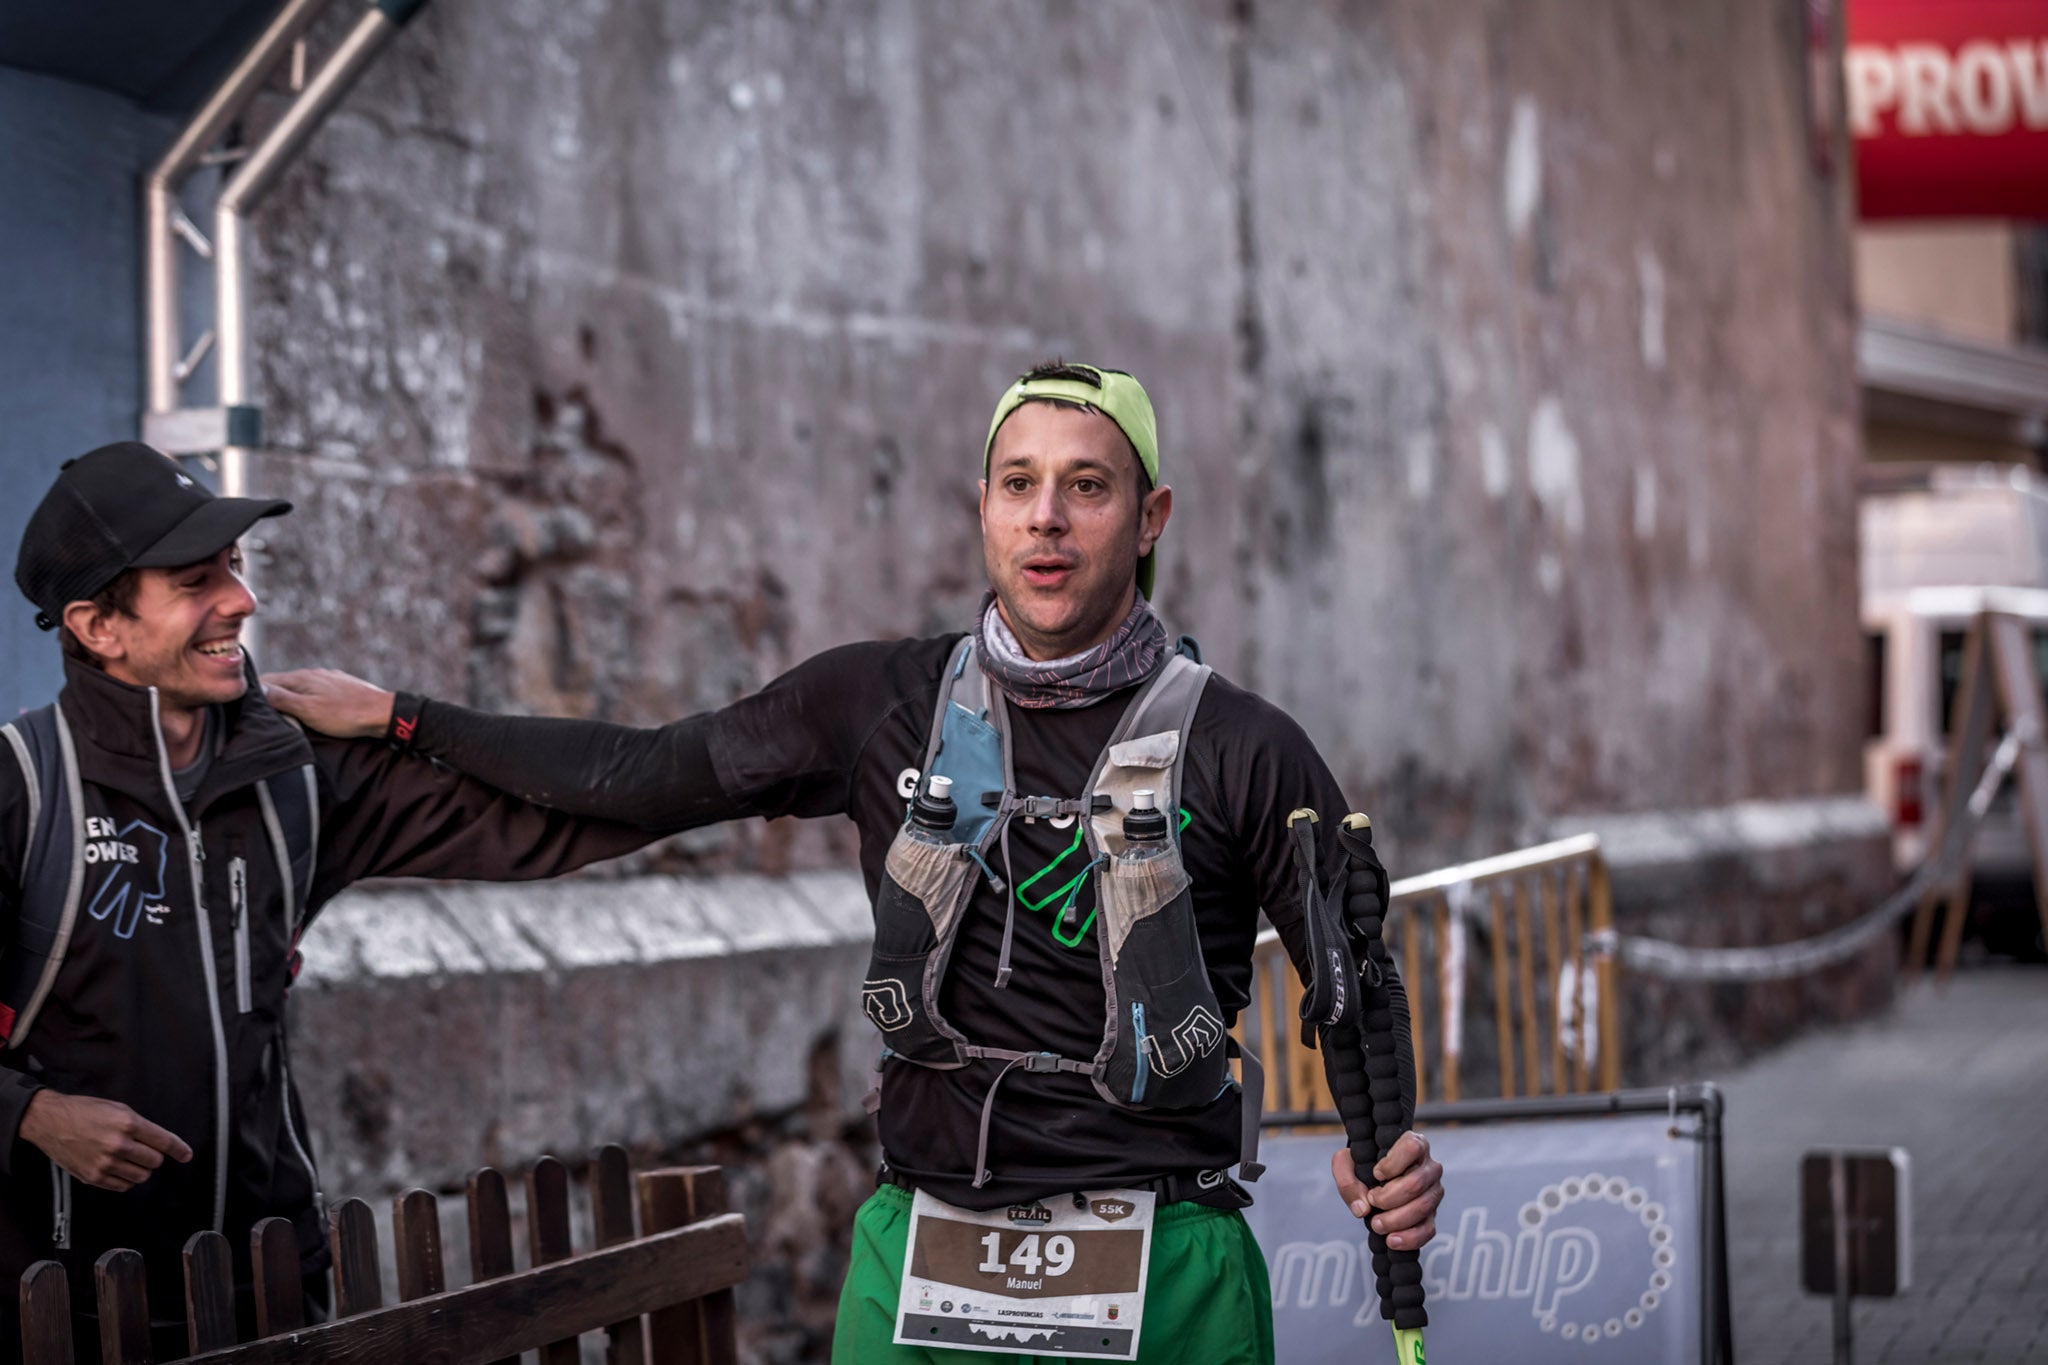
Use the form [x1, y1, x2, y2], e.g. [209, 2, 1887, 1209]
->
[975, 589, 1170, 710]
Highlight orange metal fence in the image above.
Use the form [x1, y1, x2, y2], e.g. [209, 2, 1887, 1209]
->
[1241, 834, 1616, 1120]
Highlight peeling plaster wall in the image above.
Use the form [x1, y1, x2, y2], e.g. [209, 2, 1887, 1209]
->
[246, 0, 1861, 873]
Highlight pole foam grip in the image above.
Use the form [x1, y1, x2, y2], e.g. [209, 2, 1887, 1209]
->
[1341, 819, 1428, 1331]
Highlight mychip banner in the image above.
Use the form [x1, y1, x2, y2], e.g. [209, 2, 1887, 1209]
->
[1243, 1113, 1707, 1364]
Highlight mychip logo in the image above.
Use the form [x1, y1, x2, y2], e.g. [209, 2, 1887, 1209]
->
[1421, 1172, 1676, 1343]
[1268, 1170, 1677, 1346]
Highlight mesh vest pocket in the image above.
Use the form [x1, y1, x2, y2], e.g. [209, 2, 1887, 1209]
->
[863, 822, 978, 1063]
[1098, 846, 1230, 1109]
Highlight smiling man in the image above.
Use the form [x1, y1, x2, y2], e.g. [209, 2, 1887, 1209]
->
[0, 442, 655, 1357]
[266, 361, 1444, 1364]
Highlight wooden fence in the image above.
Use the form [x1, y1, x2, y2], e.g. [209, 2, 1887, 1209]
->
[20, 1146, 747, 1365]
[1245, 834, 1618, 1119]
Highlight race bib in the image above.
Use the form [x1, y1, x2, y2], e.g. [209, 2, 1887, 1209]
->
[893, 1187, 1156, 1358]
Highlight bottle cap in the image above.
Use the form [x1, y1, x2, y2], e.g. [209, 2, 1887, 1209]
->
[927, 775, 954, 800]
[1132, 789, 1158, 811]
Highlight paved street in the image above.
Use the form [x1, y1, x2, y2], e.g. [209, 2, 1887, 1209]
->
[1720, 966, 2048, 1364]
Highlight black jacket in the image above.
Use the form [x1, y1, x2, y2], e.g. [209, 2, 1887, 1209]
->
[0, 656, 653, 1317]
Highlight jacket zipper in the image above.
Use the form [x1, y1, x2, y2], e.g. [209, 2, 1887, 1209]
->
[231, 857, 252, 1014]
[149, 690, 231, 1234]
[276, 1033, 325, 1220]
[50, 1166, 70, 1250]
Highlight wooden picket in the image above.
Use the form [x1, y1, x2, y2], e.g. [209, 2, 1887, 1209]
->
[527, 1156, 580, 1365]
[18, 1147, 748, 1365]
[248, 1218, 303, 1337]
[593, 1144, 649, 1365]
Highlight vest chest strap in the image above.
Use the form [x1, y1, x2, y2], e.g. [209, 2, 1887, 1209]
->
[989, 793, 1110, 822]
[960, 1045, 1093, 1074]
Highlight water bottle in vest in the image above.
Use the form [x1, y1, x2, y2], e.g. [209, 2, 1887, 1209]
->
[1123, 788, 1170, 844]
[862, 773, 979, 1059]
[911, 774, 958, 833]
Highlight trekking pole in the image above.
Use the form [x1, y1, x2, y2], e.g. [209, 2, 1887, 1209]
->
[1338, 813, 1427, 1365]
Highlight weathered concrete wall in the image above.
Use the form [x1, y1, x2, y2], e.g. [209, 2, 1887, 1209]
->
[291, 871, 878, 1360]
[242, 0, 1864, 878]
[291, 871, 874, 1195]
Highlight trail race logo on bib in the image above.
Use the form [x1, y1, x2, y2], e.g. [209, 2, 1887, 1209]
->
[84, 818, 169, 940]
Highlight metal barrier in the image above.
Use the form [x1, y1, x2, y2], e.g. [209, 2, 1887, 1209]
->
[1245, 834, 1617, 1113]
[19, 1146, 747, 1365]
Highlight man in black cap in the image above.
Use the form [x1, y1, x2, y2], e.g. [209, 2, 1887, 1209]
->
[0, 442, 654, 1354]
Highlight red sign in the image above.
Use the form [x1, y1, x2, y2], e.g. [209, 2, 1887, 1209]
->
[1848, 0, 2048, 219]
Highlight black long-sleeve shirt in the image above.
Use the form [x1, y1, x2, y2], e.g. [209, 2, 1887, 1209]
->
[401, 633, 1410, 1207]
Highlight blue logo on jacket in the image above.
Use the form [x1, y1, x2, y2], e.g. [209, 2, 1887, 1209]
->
[84, 818, 169, 940]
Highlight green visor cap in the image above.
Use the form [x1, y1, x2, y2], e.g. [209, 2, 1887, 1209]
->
[982, 364, 1161, 596]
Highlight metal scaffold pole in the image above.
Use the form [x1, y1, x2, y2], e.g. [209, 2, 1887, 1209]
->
[141, 0, 431, 660]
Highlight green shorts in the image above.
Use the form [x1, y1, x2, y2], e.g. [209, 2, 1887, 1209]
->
[831, 1184, 1275, 1365]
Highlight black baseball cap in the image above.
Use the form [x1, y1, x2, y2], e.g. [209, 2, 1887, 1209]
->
[14, 442, 291, 631]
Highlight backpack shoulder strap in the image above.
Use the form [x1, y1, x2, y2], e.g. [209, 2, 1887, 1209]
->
[2, 722, 40, 858]
[1107, 653, 1212, 798]
[917, 637, 980, 778]
[257, 764, 320, 938]
[1085, 654, 1212, 856]
[0, 705, 87, 1049]
[918, 638, 1006, 850]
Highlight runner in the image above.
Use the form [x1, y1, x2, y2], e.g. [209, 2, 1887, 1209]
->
[268, 360, 1444, 1363]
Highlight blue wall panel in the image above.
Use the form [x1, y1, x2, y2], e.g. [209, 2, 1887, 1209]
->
[0, 68, 167, 717]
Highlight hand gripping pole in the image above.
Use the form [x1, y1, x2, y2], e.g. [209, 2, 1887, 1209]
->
[1335, 813, 1428, 1363]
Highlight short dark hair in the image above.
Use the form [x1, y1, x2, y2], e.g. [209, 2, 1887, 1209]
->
[1011, 358, 1154, 495]
[1020, 359, 1109, 387]
[59, 569, 140, 667]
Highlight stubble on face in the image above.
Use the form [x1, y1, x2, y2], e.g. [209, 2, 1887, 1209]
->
[97, 552, 258, 711]
[979, 402, 1163, 661]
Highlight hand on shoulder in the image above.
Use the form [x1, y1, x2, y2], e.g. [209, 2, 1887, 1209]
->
[264, 668, 396, 740]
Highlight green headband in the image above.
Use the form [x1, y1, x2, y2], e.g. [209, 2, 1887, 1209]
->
[982, 364, 1161, 596]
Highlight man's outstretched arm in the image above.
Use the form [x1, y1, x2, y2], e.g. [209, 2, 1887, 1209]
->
[268, 668, 735, 831]
[270, 640, 916, 835]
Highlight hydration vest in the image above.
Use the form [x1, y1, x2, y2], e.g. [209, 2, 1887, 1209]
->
[0, 704, 317, 1049]
[861, 638, 1264, 1188]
